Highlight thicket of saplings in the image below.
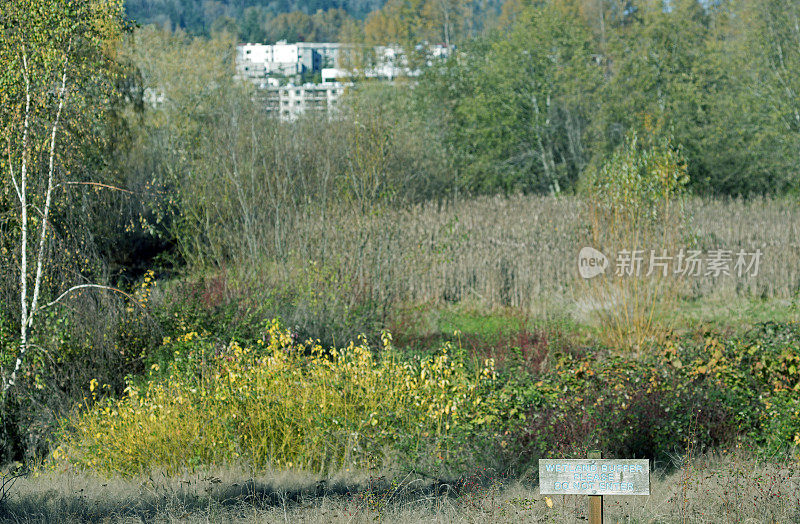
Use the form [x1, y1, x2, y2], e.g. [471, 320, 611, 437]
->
[1, 18, 800, 477]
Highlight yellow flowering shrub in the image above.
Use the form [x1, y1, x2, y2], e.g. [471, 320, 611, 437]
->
[54, 321, 498, 475]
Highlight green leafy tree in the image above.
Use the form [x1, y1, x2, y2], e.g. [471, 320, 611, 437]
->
[424, 5, 601, 194]
[595, 1, 708, 149]
[587, 0, 799, 195]
[363, 0, 472, 47]
[239, 6, 269, 42]
[735, 0, 800, 193]
[267, 11, 316, 41]
[0, 0, 125, 390]
[310, 8, 353, 41]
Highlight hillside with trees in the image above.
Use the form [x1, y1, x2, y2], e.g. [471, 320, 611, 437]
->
[125, 0, 382, 35]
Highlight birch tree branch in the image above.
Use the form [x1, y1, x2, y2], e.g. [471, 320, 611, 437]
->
[28, 41, 72, 327]
[54, 181, 134, 194]
[38, 284, 146, 314]
[7, 145, 21, 202]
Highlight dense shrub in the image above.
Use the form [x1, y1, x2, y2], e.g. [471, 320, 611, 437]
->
[0, 274, 161, 464]
[151, 266, 391, 348]
[53, 321, 499, 475]
[504, 349, 752, 465]
[50, 320, 800, 476]
[501, 322, 800, 466]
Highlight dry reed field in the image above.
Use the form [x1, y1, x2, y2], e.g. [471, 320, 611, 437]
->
[2, 450, 798, 522]
[255, 195, 800, 319]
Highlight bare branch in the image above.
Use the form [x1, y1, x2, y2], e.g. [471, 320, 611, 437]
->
[54, 181, 134, 194]
[4, 283, 149, 389]
[36, 284, 147, 316]
[0, 471, 25, 505]
[7, 144, 21, 201]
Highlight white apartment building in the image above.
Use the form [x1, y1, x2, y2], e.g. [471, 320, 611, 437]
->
[236, 41, 343, 80]
[256, 82, 347, 121]
[236, 41, 452, 119]
[236, 41, 451, 83]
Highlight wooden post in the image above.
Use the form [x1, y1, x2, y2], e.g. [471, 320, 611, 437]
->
[588, 450, 603, 524]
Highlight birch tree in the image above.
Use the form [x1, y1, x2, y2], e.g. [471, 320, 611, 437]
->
[0, 0, 124, 391]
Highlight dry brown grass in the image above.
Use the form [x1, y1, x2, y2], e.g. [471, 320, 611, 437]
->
[251, 195, 800, 319]
[2, 450, 799, 522]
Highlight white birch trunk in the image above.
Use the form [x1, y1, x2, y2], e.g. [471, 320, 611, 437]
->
[7, 45, 70, 390]
[12, 49, 32, 390]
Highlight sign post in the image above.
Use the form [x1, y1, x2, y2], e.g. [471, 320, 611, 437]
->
[539, 453, 649, 524]
[588, 451, 603, 524]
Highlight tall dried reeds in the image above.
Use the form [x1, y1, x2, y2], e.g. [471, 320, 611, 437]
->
[218, 192, 799, 342]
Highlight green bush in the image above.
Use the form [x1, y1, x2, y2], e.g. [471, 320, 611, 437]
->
[499, 321, 800, 466]
[49, 319, 800, 476]
[53, 322, 500, 476]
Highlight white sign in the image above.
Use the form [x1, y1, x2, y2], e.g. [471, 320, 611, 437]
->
[539, 459, 650, 495]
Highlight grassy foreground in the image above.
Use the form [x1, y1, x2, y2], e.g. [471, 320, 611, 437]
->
[1, 315, 791, 521]
[4, 309, 800, 521]
[1, 450, 798, 522]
